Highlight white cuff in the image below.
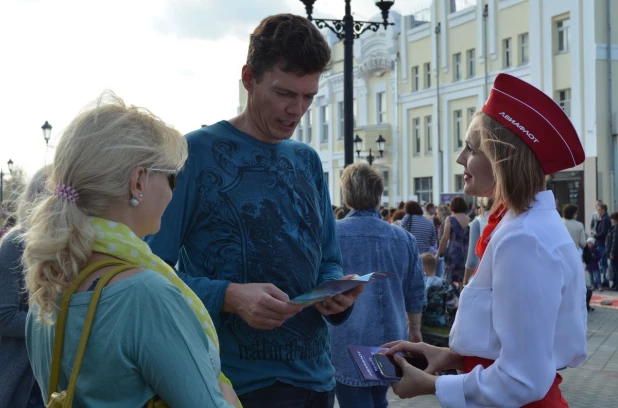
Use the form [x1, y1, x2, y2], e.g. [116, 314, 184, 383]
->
[435, 373, 466, 408]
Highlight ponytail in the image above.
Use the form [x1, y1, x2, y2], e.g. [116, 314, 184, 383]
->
[23, 194, 94, 322]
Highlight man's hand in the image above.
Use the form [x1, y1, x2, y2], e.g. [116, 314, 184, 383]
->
[314, 274, 364, 316]
[222, 283, 303, 330]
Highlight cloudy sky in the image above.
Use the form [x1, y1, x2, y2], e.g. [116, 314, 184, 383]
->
[0, 0, 426, 178]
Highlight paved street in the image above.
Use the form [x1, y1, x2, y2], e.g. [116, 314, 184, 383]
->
[335, 299, 618, 407]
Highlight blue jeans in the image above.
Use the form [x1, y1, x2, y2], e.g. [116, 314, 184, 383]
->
[598, 245, 609, 283]
[589, 270, 602, 288]
[240, 382, 335, 408]
[436, 257, 445, 278]
[335, 383, 389, 408]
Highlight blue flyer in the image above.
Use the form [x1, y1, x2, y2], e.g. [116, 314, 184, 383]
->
[288, 272, 395, 306]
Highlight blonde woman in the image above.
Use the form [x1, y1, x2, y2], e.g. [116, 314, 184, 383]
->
[384, 74, 587, 406]
[23, 93, 239, 407]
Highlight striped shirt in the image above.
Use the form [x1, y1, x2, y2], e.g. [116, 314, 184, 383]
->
[401, 214, 437, 255]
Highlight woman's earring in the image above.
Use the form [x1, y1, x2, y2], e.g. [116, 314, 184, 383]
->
[130, 197, 139, 207]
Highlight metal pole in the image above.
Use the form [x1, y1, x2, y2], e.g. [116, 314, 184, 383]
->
[435, 23, 442, 199]
[367, 149, 375, 166]
[0, 169, 3, 203]
[483, 4, 489, 101]
[343, 0, 354, 167]
[607, 0, 615, 210]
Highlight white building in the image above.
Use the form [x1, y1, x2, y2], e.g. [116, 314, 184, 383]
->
[239, 0, 618, 222]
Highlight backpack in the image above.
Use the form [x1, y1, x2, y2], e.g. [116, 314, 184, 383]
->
[422, 279, 458, 328]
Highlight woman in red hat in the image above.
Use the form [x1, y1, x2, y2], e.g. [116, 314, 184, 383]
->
[383, 73, 588, 407]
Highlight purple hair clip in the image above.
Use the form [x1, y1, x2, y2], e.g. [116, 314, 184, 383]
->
[54, 184, 79, 203]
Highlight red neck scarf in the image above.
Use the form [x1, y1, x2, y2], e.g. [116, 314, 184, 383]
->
[475, 204, 507, 261]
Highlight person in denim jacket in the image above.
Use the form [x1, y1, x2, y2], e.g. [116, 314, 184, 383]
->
[328, 163, 426, 408]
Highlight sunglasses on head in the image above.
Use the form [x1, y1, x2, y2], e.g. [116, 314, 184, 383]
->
[146, 168, 178, 191]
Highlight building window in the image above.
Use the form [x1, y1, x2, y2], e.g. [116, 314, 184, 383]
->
[519, 33, 529, 64]
[297, 120, 304, 142]
[338, 101, 344, 140]
[413, 118, 421, 155]
[455, 174, 465, 192]
[556, 89, 571, 116]
[503, 38, 512, 68]
[557, 18, 571, 53]
[453, 53, 462, 81]
[320, 105, 329, 143]
[414, 176, 433, 205]
[466, 49, 475, 78]
[424, 62, 431, 88]
[412, 66, 420, 92]
[382, 170, 390, 206]
[306, 109, 312, 144]
[377, 92, 387, 124]
[425, 115, 432, 154]
[454, 110, 463, 149]
[467, 107, 476, 127]
[450, 0, 477, 13]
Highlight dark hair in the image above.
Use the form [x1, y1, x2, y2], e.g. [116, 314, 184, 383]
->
[380, 209, 390, 218]
[601, 204, 608, 213]
[335, 206, 351, 220]
[404, 201, 423, 216]
[611, 212, 618, 221]
[398, 201, 405, 210]
[425, 202, 435, 211]
[450, 196, 468, 213]
[391, 209, 405, 222]
[563, 204, 578, 220]
[247, 14, 331, 79]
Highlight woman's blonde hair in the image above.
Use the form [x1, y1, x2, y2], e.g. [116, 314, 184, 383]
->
[476, 112, 546, 215]
[23, 92, 187, 322]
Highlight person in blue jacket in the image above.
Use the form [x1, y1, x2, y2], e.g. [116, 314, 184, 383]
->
[145, 13, 362, 408]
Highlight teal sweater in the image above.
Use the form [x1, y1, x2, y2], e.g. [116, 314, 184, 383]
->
[26, 272, 233, 407]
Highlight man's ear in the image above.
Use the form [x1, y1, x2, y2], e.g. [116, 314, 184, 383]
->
[241, 64, 255, 92]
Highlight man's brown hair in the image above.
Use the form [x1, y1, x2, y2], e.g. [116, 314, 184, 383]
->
[247, 14, 331, 79]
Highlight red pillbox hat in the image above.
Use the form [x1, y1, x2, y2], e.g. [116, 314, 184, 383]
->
[481, 73, 585, 175]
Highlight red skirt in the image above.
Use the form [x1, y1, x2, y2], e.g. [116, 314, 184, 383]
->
[463, 356, 568, 407]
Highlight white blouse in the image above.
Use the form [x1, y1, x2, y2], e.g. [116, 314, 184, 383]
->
[435, 191, 587, 407]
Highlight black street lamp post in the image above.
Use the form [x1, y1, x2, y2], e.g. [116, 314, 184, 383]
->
[354, 134, 386, 166]
[0, 159, 14, 203]
[300, 0, 395, 167]
[42, 121, 52, 146]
